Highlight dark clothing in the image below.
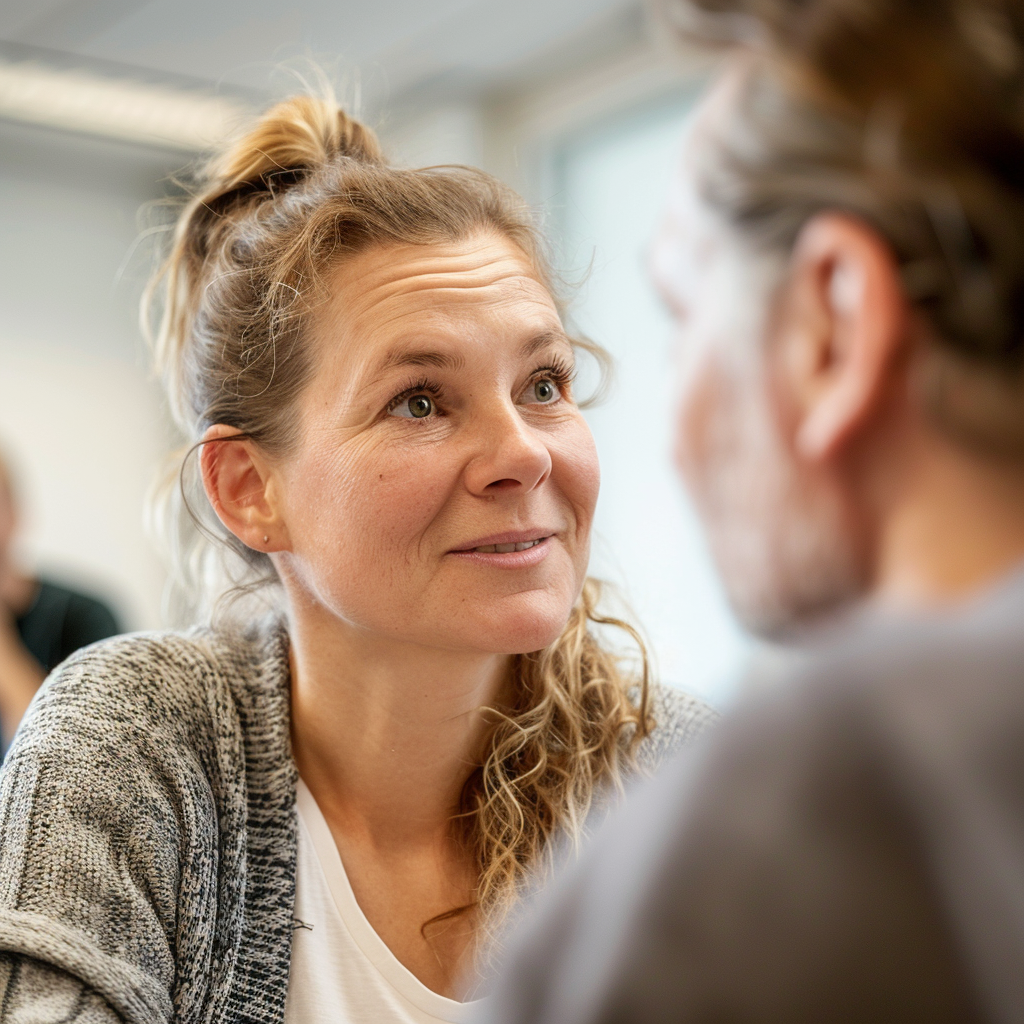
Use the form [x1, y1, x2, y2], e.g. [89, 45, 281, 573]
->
[15, 579, 119, 674]
[479, 572, 1024, 1024]
[3, 579, 119, 756]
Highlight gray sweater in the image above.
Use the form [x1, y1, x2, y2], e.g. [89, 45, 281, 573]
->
[0, 624, 716, 1023]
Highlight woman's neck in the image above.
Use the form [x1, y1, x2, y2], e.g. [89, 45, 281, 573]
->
[287, 597, 510, 851]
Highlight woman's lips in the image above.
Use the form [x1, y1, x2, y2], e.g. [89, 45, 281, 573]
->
[448, 534, 554, 568]
[471, 538, 544, 553]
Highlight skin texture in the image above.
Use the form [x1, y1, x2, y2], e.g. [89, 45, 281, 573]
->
[0, 459, 44, 745]
[652, 66, 1024, 637]
[201, 232, 599, 998]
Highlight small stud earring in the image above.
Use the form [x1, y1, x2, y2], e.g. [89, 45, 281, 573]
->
[263, 535, 269, 544]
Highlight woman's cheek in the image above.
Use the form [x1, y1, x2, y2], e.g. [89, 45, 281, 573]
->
[554, 418, 600, 537]
[340, 446, 456, 554]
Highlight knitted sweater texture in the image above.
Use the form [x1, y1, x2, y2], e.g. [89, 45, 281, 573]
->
[0, 625, 716, 1023]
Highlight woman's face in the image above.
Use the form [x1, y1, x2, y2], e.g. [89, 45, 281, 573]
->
[273, 231, 599, 656]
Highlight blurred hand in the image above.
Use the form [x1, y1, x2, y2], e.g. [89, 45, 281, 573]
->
[0, 581, 45, 748]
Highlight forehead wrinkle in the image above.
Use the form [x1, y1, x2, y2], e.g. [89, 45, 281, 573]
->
[354, 273, 547, 317]
[375, 259, 540, 293]
[333, 240, 541, 296]
[344, 290, 554, 349]
[321, 272, 553, 349]
[338, 282, 563, 358]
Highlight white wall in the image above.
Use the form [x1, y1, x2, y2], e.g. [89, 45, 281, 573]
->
[381, 103, 485, 169]
[0, 119, 178, 628]
[0, 346, 168, 628]
[552, 94, 750, 707]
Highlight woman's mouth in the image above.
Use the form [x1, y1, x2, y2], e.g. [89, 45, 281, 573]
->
[471, 538, 545, 553]
[449, 532, 556, 567]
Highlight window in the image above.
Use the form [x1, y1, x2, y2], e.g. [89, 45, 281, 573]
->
[553, 93, 749, 708]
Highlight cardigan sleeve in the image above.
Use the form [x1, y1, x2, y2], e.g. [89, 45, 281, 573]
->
[0, 636, 225, 1024]
[0, 954, 123, 1022]
[634, 683, 719, 773]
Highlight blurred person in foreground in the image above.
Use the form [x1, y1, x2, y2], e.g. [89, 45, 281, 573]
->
[477, 0, 1024, 1020]
[0, 447, 119, 752]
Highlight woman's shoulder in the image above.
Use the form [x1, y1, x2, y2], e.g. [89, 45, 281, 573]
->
[7, 623, 284, 763]
[636, 682, 720, 773]
[35, 626, 238, 702]
[0, 625, 290, 1019]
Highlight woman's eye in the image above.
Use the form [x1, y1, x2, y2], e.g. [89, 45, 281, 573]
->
[528, 378, 559, 405]
[391, 393, 434, 419]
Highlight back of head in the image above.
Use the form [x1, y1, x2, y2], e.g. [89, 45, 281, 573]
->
[664, 0, 1024, 451]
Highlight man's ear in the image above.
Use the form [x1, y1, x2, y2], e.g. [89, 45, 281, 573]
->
[779, 213, 909, 462]
[199, 425, 287, 553]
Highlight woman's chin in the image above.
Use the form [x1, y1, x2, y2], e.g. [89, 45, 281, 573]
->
[454, 600, 575, 656]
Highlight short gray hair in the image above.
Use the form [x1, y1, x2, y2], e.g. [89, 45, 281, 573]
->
[664, 0, 1024, 452]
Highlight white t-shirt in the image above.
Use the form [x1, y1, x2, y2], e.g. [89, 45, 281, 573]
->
[285, 779, 485, 1024]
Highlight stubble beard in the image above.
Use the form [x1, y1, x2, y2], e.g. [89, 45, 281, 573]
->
[694, 359, 868, 640]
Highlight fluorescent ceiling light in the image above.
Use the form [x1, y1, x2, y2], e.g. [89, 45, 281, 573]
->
[0, 58, 251, 151]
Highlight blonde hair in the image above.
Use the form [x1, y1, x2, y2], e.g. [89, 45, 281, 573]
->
[666, 0, 1024, 453]
[145, 93, 651, 926]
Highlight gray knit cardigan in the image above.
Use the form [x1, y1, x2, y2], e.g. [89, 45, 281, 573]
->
[0, 624, 716, 1023]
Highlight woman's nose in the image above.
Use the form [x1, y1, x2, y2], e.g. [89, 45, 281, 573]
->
[463, 402, 553, 496]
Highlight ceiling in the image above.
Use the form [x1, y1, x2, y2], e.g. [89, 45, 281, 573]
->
[0, 0, 645, 111]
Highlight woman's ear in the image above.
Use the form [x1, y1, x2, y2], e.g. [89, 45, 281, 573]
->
[777, 213, 909, 462]
[199, 424, 287, 553]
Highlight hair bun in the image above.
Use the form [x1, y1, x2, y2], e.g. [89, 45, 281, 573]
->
[210, 95, 384, 192]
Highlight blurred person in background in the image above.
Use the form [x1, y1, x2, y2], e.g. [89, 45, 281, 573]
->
[477, 0, 1024, 1020]
[0, 446, 119, 752]
[0, 96, 714, 1021]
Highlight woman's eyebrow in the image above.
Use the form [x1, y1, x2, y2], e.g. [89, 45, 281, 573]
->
[374, 348, 467, 374]
[522, 329, 573, 357]
[371, 329, 571, 379]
